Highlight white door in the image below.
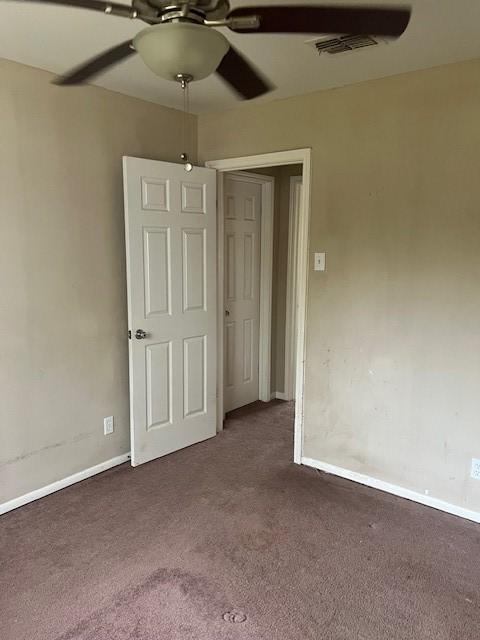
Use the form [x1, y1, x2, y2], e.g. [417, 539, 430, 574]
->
[224, 173, 262, 412]
[123, 157, 217, 466]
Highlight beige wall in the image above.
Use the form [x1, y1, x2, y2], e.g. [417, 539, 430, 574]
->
[199, 58, 480, 513]
[0, 59, 196, 504]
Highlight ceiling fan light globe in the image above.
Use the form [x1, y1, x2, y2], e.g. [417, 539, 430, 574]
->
[133, 23, 229, 82]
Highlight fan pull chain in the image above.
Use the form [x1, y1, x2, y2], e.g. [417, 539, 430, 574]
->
[178, 74, 193, 172]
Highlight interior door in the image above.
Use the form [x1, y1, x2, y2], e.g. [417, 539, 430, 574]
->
[123, 156, 217, 466]
[224, 173, 262, 412]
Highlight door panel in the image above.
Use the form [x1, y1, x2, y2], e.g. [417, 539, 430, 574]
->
[183, 335, 206, 417]
[182, 228, 206, 312]
[143, 227, 171, 317]
[146, 341, 172, 429]
[243, 233, 254, 299]
[226, 233, 236, 300]
[181, 182, 206, 213]
[243, 318, 253, 382]
[123, 157, 217, 466]
[141, 177, 170, 211]
[224, 174, 262, 412]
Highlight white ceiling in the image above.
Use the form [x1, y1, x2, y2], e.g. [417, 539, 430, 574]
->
[1, 0, 480, 113]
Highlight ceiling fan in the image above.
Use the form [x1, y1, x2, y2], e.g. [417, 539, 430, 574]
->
[8, 1, 411, 99]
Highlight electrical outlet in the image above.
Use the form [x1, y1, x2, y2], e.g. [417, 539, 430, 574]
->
[103, 416, 114, 436]
[471, 458, 480, 480]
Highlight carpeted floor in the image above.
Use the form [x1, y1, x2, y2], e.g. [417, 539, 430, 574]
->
[1, 400, 479, 640]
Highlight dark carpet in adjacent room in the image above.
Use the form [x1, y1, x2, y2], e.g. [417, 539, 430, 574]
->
[1, 400, 479, 639]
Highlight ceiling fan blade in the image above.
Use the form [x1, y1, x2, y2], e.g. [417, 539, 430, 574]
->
[53, 40, 135, 85]
[9, 0, 134, 17]
[227, 5, 411, 37]
[216, 45, 274, 100]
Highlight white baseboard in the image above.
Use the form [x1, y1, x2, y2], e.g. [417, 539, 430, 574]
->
[271, 391, 289, 401]
[0, 453, 130, 516]
[301, 456, 480, 525]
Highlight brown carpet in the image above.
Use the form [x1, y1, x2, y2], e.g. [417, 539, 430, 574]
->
[1, 400, 479, 640]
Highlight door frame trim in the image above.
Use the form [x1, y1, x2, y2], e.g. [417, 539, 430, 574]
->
[206, 149, 312, 464]
[222, 171, 275, 410]
[284, 174, 303, 402]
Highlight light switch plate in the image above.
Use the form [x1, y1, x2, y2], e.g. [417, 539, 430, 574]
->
[314, 252, 326, 271]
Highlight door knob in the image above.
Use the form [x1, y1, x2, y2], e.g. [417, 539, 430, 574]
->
[135, 329, 148, 340]
[225, 309, 230, 317]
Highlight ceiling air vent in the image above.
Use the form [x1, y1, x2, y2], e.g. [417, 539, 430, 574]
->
[310, 34, 382, 56]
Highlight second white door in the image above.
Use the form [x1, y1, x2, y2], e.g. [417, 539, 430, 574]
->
[224, 173, 262, 412]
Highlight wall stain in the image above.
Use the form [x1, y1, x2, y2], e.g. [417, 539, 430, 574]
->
[0, 432, 93, 466]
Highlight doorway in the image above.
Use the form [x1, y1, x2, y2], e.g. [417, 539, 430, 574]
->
[206, 149, 312, 464]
